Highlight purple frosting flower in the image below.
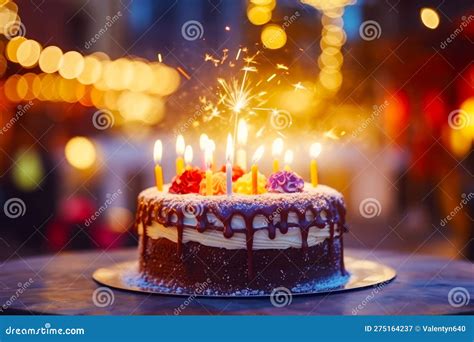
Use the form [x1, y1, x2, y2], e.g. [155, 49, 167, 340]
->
[266, 171, 304, 193]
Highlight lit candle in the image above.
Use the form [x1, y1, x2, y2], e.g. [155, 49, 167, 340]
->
[251, 145, 265, 195]
[208, 139, 216, 171]
[199, 134, 209, 169]
[175, 135, 185, 176]
[205, 142, 213, 196]
[272, 138, 283, 173]
[310, 143, 322, 187]
[236, 119, 248, 171]
[226, 134, 234, 196]
[284, 149, 294, 171]
[153, 140, 163, 191]
[184, 145, 193, 169]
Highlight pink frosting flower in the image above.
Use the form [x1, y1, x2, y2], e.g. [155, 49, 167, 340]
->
[266, 171, 304, 193]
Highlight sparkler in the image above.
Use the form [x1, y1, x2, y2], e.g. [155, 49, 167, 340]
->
[202, 48, 291, 139]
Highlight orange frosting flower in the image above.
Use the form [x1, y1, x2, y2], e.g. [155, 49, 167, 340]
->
[199, 171, 227, 195]
[233, 171, 267, 195]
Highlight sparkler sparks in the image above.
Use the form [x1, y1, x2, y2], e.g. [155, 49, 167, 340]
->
[201, 48, 293, 137]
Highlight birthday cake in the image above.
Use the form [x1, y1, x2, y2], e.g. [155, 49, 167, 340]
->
[134, 168, 349, 295]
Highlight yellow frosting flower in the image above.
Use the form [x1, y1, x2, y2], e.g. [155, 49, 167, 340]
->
[233, 171, 267, 195]
[199, 171, 227, 195]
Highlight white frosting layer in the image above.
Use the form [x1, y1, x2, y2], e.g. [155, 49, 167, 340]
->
[139, 222, 339, 250]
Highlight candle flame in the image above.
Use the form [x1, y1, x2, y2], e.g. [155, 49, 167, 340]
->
[284, 149, 294, 165]
[237, 119, 248, 146]
[153, 140, 162, 164]
[199, 134, 209, 151]
[310, 143, 322, 159]
[226, 134, 234, 163]
[252, 145, 265, 164]
[184, 145, 193, 165]
[176, 135, 185, 156]
[208, 139, 216, 151]
[272, 138, 284, 157]
[204, 141, 213, 169]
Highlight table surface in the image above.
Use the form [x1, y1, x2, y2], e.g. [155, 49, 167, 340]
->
[0, 248, 472, 315]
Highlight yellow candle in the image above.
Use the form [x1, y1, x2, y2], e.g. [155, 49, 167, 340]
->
[206, 169, 213, 196]
[310, 143, 322, 187]
[310, 159, 318, 187]
[272, 138, 283, 173]
[175, 135, 185, 176]
[176, 157, 185, 176]
[251, 145, 265, 195]
[272, 160, 280, 173]
[204, 141, 213, 196]
[155, 165, 163, 191]
[251, 164, 258, 195]
[208, 139, 216, 171]
[153, 140, 163, 191]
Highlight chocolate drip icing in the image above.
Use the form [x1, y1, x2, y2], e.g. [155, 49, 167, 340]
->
[135, 188, 348, 279]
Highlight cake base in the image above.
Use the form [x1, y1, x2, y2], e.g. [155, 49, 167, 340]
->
[92, 255, 396, 297]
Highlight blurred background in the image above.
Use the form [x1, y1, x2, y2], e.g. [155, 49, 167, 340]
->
[0, 0, 472, 262]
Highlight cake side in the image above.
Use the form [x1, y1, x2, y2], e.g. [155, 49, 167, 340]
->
[135, 183, 348, 291]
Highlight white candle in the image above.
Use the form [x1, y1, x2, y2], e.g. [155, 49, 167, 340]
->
[199, 133, 209, 169]
[284, 149, 294, 171]
[272, 138, 283, 173]
[184, 145, 193, 169]
[226, 134, 234, 196]
[236, 119, 248, 171]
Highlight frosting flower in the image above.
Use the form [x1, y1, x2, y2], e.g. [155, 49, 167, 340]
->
[169, 168, 204, 194]
[233, 171, 267, 195]
[219, 164, 245, 181]
[266, 170, 304, 193]
[199, 171, 227, 195]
